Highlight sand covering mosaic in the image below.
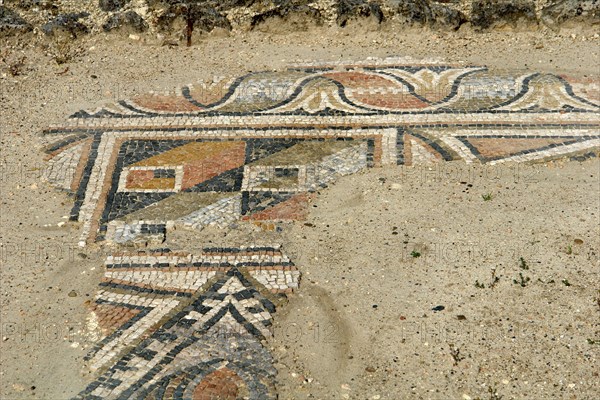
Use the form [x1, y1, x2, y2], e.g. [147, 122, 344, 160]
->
[43, 60, 599, 399]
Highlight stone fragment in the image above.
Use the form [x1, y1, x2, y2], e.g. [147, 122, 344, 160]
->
[336, 0, 384, 27]
[393, 0, 465, 30]
[471, 0, 537, 30]
[13, 0, 58, 11]
[99, 0, 131, 12]
[541, 0, 600, 28]
[430, 2, 465, 29]
[41, 12, 90, 38]
[0, 6, 32, 36]
[102, 10, 148, 32]
[156, 3, 231, 34]
[251, 4, 322, 30]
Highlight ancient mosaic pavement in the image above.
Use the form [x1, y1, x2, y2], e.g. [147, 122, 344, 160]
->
[42, 60, 600, 399]
[77, 246, 297, 399]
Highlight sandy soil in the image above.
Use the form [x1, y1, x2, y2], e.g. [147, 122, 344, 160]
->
[272, 160, 600, 399]
[0, 26, 599, 399]
[167, 159, 600, 400]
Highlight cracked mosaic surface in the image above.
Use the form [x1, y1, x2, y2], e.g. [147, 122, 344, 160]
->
[41, 60, 600, 399]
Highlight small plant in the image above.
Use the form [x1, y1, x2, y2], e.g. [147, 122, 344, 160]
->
[587, 338, 599, 345]
[566, 245, 573, 255]
[410, 250, 421, 258]
[448, 343, 465, 366]
[486, 385, 503, 400]
[513, 273, 530, 287]
[1, 49, 26, 76]
[52, 40, 73, 65]
[49, 37, 84, 65]
[475, 269, 500, 289]
[489, 268, 500, 288]
[561, 279, 571, 287]
[482, 193, 493, 201]
[518, 257, 529, 270]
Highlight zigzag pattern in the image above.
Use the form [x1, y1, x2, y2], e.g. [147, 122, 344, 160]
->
[76, 247, 298, 400]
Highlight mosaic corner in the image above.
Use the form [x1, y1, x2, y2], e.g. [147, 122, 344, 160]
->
[76, 246, 299, 400]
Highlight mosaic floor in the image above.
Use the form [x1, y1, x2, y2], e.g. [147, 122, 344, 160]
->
[42, 60, 600, 399]
[78, 247, 297, 399]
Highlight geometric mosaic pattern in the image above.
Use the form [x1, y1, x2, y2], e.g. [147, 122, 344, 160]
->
[76, 246, 297, 399]
[43, 62, 600, 247]
[41, 60, 599, 400]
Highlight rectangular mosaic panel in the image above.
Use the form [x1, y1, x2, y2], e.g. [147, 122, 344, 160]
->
[44, 64, 600, 244]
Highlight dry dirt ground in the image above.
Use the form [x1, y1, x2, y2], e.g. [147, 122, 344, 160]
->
[0, 25, 599, 399]
[169, 159, 600, 400]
